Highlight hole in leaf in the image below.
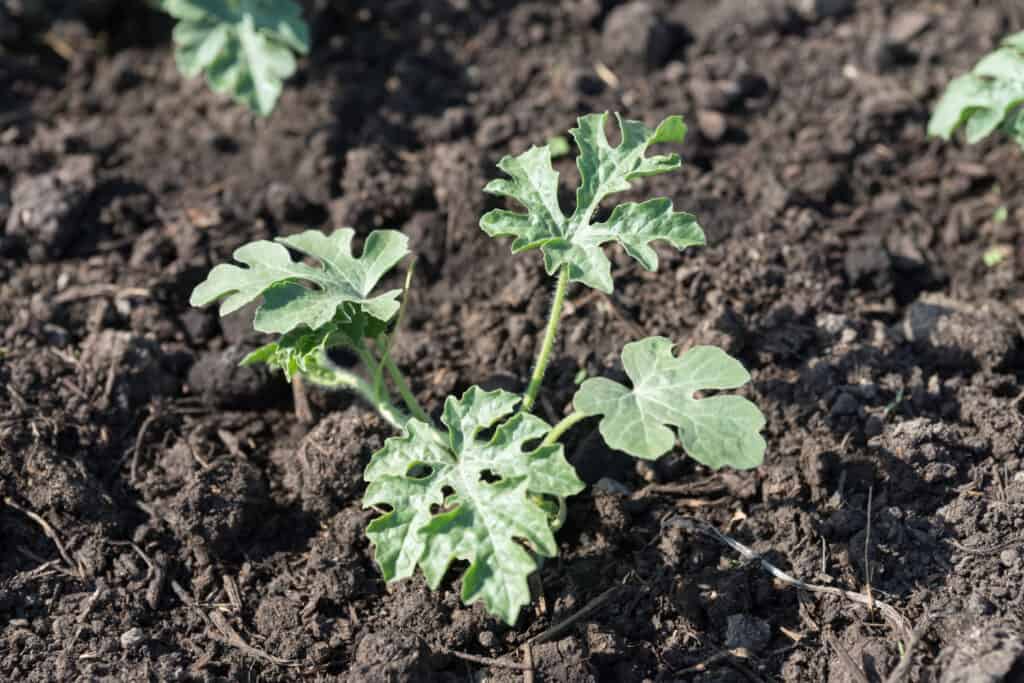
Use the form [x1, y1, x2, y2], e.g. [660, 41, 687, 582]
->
[429, 487, 458, 517]
[522, 436, 544, 451]
[430, 499, 458, 516]
[479, 469, 502, 484]
[406, 463, 433, 479]
[533, 494, 561, 523]
[512, 536, 538, 553]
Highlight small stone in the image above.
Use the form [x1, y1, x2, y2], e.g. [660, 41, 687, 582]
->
[697, 109, 727, 141]
[1000, 549, 1019, 569]
[477, 630, 496, 648]
[725, 614, 771, 653]
[120, 627, 145, 649]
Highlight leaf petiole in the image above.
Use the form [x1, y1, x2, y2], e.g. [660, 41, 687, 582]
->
[301, 358, 409, 432]
[541, 411, 588, 447]
[379, 348, 431, 424]
[522, 266, 570, 413]
[353, 345, 388, 401]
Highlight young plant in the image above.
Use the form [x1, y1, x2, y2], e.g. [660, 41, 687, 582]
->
[190, 228, 429, 428]
[157, 0, 310, 116]
[929, 31, 1024, 149]
[190, 112, 767, 625]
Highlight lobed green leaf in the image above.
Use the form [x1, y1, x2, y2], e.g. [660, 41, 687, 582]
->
[363, 387, 584, 624]
[481, 112, 705, 293]
[573, 337, 766, 469]
[928, 31, 1024, 149]
[160, 0, 309, 115]
[190, 228, 409, 335]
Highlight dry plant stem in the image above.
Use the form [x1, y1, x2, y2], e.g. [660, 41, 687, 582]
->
[208, 610, 295, 667]
[522, 642, 536, 683]
[670, 516, 913, 644]
[443, 648, 533, 671]
[3, 496, 84, 579]
[291, 375, 314, 424]
[522, 266, 569, 413]
[527, 584, 623, 645]
[677, 648, 762, 681]
[883, 617, 932, 683]
[826, 634, 870, 683]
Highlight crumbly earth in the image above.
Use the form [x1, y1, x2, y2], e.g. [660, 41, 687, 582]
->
[2, 1, 1023, 680]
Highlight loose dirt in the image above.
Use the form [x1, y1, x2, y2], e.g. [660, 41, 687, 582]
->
[1, 1, 1023, 680]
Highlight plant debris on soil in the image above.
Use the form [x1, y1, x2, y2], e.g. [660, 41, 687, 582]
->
[2, 1, 1024, 681]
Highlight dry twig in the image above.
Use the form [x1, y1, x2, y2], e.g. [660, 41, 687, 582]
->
[826, 634, 870, 683]
[3, 496, 85, 579]
[883, 617, 932, 683]
[668, 516, 914, 644]
[443, 647, 533, 671]
[522, 642, 536, 683]
[677, 647, 765, 683]
[53, 284, 151, 304]
[528, 584, 624, 645]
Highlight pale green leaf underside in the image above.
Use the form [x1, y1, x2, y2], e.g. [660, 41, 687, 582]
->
[240, 312, 386, 379]
[161, 0, 309, 115]
[480, 112, 705, 293]
[363, 387, 584, 624]
[190, 228, 409, 335]
[928, 31, 1024, 149]
[574, 337, 766, 469]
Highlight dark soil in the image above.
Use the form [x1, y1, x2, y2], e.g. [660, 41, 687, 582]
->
[2, 1, 1024, 680]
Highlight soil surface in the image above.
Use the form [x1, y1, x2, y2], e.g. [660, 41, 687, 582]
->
[2, 1, 1024, 681]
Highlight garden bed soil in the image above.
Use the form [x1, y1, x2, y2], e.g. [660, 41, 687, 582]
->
[2, 0, 1024, 680]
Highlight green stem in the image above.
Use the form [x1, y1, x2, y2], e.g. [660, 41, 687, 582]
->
[552, 496, 568, 532]
[374, 257, 417, 399]
[522, 266, 570, 413]
[302, 362, 409, 432]
[541, 411, 588, 447]
[354, 345, 389, 403]
[379, 349, 431, 424]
